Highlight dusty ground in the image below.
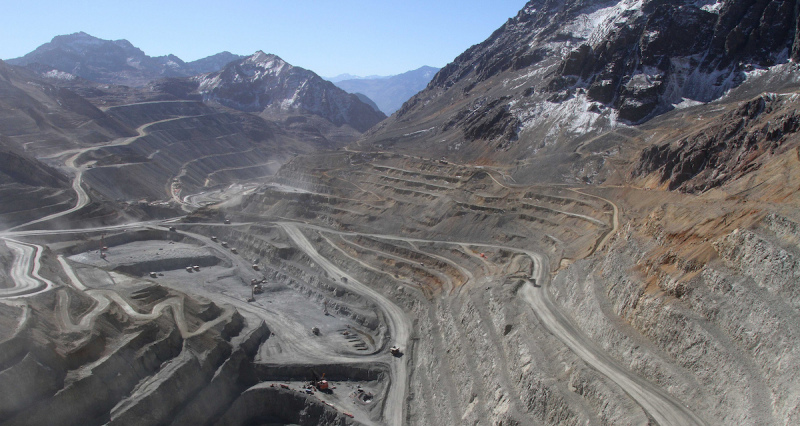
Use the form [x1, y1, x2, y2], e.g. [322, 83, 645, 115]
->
[2, 84, 800, 425]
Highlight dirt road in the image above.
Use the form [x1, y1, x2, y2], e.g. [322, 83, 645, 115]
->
[9, 115, 207, 232]
[0, 238, 55, 298]
[281, 220, 705, 426]
[521, 276, 706, 426]
[55, 253, 237, 339]
[279, 222, 411, 426]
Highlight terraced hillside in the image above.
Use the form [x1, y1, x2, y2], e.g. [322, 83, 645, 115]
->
[3, 86, 800, 426]
[203, 111, 800, 424]
[78, 100, 306, 203]
[3, 1, 800, 425]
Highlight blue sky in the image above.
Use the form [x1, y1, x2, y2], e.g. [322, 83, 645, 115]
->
[1, 0, 528, 77]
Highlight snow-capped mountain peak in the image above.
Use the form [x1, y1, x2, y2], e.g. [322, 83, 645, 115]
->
[365, 0, 800, 164]
[193, 53, 386, 133]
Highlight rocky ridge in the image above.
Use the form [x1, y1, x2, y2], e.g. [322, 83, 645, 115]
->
[195, 52, 386, 133]
[187, 51, 246, 75]
[362, 0, 800, 167]
[7, 32, 243, 87]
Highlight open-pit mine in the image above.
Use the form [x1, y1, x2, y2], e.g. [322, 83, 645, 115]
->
[3, 0, 800, 425]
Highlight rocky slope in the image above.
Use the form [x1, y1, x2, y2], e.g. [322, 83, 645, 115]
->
[634, 91, 800, 192]
[79, 100, 316, 203]
[332, 66, 440, 115]
[7, 32, 241, 87]
[361, 0, 800, 168]
[209, 1, 800, 424]
[0, 54, 386, 232]
[212, 83, 800, 424]
[0, 252, 271, 425]
[0, 59, 136, 226]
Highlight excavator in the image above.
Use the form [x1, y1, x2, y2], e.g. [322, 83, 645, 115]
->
[310, 370, 330, 392]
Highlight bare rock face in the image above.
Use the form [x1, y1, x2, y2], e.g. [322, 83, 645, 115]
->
[553, 0, 798, 122]
[633, 92, 800, 192]
[195, 52, 386, 133]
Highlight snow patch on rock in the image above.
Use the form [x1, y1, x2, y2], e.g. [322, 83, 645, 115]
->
[694, 0, 724, 14]
[515, 93, 617, 143]
[562, 0, 644, 46]
[42, 69, 76, 81]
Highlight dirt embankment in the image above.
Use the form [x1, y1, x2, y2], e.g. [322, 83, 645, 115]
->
[0, 275, 278, 426]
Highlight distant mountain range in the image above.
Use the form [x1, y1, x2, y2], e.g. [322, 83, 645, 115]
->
[186, 51, 247, 74]
[6, 32, 438, 117]
[6, 32, 245, 87]
[4, 33, 386, 145]
[326, 73, 389, 83]
[329, 66, 440, 115]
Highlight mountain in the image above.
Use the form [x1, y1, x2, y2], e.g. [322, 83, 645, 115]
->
[332, 66, 440, 114]
[187, 51, 246, 74]
[326, 73, 388, 83]
[0, 59, 134, 152]
[4, 2, 800, 425]
[0, 55, 339, 225]
[362, 0, 800, 167]
[194, 51, 386, 135]
[7, 32, 241, 86]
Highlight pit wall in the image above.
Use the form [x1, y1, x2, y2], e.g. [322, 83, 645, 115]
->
[56, 229, 183, 256]
[253, 361, 387, 383]
[214, 386, 362, 426]
[286, 219, 647, 425]
[548, 214, 800, 425]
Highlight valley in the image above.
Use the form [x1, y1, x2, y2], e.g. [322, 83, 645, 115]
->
[2, 0, 800, 425]
[5, 120, 798, 424]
